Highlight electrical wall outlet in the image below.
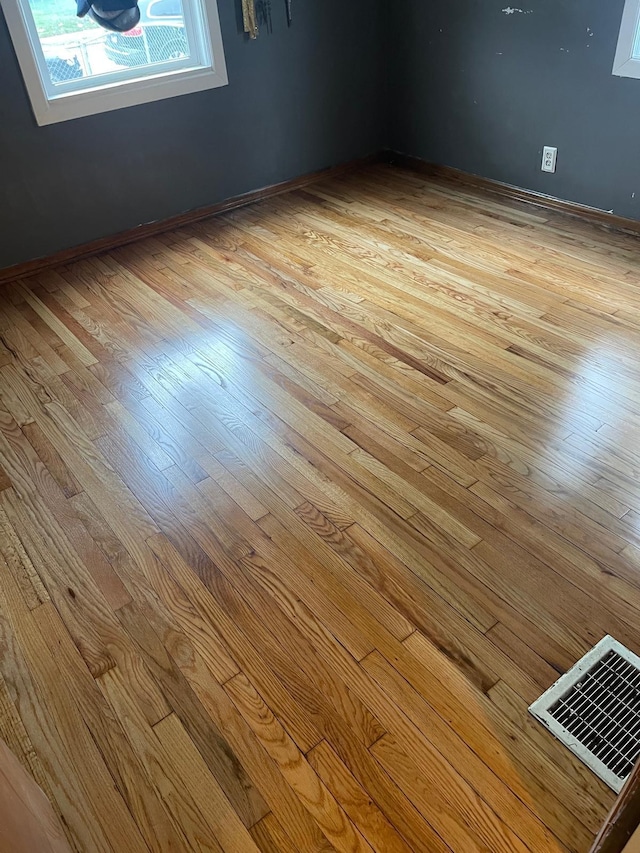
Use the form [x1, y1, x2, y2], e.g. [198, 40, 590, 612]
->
[542, 146, 558, 173]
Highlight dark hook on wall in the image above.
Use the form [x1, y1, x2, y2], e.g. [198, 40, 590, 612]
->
[256, 0, 273, 33]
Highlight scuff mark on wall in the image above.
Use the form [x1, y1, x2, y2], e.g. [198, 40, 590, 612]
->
[502, 7, 533, 14]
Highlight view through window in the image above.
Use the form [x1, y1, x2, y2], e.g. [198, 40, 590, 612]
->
[3, 0, 227, 123]
[29, 0, 192, 89]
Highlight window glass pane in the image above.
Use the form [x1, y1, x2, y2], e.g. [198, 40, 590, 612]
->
[632, 18, 640, 58]
[27, 0, 191, 87]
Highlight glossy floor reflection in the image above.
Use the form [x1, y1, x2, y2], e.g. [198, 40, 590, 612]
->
[1, 163, 638, 852]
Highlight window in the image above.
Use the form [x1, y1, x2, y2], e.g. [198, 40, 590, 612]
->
[3, 0, 227, 125]
[614, 0, 640, 79]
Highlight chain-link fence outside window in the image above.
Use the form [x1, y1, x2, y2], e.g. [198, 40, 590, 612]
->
[30, 0, 189, 87]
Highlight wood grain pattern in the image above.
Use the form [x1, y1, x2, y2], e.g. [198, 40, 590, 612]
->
[390, 153, 640, 239]
[0, 737, 72, 853]
[0, 155, 381, 286]
[225, 673, 374, 853]
[0, 163, 637, 851]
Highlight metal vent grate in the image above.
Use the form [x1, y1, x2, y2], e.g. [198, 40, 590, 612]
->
[529, 636, 640, 792]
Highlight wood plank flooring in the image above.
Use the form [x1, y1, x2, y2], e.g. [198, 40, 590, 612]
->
[1, 162, 639, 851]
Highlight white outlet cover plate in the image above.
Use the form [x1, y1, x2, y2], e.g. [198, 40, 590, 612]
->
[542, 146, 558, 173]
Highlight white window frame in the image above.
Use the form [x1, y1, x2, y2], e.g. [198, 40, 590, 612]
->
[613, 0, 640, 79]
[1, 0, 228, 125]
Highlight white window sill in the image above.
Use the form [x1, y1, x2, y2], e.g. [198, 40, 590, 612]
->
[3, 0, 227, 125]
[33, 63, 228, 125]
[613, 57, 640, 80]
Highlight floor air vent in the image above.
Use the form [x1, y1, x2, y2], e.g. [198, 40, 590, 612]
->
[529, 635, 640, 792]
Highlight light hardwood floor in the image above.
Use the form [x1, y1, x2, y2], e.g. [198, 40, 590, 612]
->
[1, 162, 638, 852]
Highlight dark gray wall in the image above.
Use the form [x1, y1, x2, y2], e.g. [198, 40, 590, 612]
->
[390, 0, 640, 220]
[6, 1, 639, 270]
[0, 0, 384, 268]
